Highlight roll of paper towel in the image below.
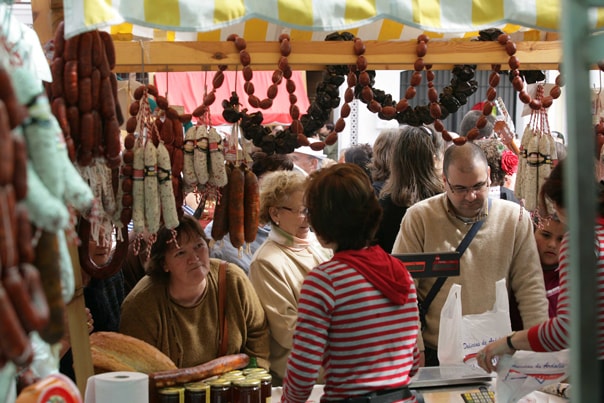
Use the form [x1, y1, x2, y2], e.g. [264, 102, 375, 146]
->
[85, 371, 148, 403]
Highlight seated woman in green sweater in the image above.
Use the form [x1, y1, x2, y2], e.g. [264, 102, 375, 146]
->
[120, 214, 270, 369]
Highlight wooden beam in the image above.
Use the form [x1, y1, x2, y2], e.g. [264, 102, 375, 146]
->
[113, 40, 563, 73]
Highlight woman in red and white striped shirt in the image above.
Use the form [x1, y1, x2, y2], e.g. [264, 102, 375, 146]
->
[477, 159, 604, 383]
[281, 164, 420, 403]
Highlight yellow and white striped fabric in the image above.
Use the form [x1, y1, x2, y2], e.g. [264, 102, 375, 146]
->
[63, 0, 604, 40]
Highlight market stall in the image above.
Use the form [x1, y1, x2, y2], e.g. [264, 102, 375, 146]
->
[1, 0, 601, 401]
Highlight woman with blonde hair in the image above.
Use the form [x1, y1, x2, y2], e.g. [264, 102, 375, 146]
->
[249, 170, 332, 385]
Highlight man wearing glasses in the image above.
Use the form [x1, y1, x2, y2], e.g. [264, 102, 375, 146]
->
[392, 142, 548, 367]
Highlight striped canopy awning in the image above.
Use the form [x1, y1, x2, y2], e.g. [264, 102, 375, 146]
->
[63, 0, 604, 41]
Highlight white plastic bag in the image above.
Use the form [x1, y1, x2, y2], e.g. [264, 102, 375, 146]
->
[438, 279, 512, 368]
[495, 350, 569, 403]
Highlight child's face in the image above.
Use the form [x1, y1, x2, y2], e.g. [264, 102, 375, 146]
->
[534, 218, 566, 267]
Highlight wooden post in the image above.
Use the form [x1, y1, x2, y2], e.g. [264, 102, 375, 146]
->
[66, 230, 94, 397]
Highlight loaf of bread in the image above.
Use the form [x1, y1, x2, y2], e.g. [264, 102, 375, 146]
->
[90, 331, 177, 374]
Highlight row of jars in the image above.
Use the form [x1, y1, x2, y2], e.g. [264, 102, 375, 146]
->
[158, 367, 272, 403]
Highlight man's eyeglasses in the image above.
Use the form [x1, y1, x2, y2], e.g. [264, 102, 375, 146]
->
[446, 177, 489, 195]
[279, 206, 309, 217]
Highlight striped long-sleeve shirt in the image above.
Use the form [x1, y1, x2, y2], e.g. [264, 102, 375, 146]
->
[528, 224, 604, 359]
[281, 251, 420, 403]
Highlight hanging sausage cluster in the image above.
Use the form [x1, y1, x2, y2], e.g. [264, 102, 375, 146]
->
[47, 23, 130, 280]
[210, 162, 259, 252]
[121, 85, 183, 241]
[0, 68, 50, 368]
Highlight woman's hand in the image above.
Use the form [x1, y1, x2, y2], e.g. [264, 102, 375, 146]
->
[475, 337, 514, 373]
[85, 307, 94, 334]
[59, 307, 94, 358]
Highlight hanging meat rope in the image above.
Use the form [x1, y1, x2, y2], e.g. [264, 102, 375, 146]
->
[121, 85, 183, 251]
[515, 84, 558, 211]
[47, 24, 131, 280]
[0, 69, 50, 367]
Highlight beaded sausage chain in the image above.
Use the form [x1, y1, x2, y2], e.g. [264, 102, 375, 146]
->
[225, 30, 563, 154]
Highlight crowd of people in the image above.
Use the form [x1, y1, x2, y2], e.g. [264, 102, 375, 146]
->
[62, 115, 604, 403]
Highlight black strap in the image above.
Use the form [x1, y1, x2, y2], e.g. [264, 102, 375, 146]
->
[419, 199, 491, 328]
[339, 387, 413, 403]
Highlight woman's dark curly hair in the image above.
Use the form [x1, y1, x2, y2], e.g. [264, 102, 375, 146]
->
[305, 163, 382, 252]
[146, 214, 210, 279]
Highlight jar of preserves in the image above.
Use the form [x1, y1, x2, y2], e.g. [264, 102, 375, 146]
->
[246, 373, 271, 403]
[242, 368, 267, 376]
[208, 379, 232, 403]
[185, 381, 210, 403]
[158, 386, 185, 403]
[232, 378, 261, 403]
[224, 370, 244, 377]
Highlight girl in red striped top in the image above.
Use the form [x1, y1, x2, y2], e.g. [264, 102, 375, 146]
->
[281, 164, 420, 403]
[476, 159, 604, 392]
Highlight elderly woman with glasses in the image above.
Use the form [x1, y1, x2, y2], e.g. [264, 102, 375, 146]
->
[249, 170, 332, 385]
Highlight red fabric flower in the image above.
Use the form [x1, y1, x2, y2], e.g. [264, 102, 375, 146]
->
[501, 149, 519, 175]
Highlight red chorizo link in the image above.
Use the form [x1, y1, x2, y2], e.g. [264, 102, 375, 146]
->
[0, 185, 18, 269]
[15, 203, 33, 263]
[63, 60, 79, 106]
[160, 118, 174, 144]
[100, 76, 116, 119]
[63, 34, 79, 61]
[228, 164, 245, 250]
[172, 118, 184, 148]
[0, 100, 14, 186]
[171, 147, 184, 177]
[91, 30, 104, 67]
[150, 354, 249, 389]
[53, 21, 65, 59]
[3, 264, 48, 333]
[0, 283, 33, 366]
[99, 31, 116, 70]
[78, 77, 93, 113]
[133, 85, 146, 102]
[243, 168, 259, 244]
[104, 117, 122, 168]
[171, 176, 183, 219]
[0, 68, 27, 129]
[51, 97, 70, 140]
[78, 112, 94, 165]
[50, 58, 64, 99]
[77, 31, 93, 78]
[20, 263, 50, 331]
[90, 110, 103, 158]
[166, 107, 179, 120]
[12, 135, 27, 201]
[66, 105, 81, 146]
[211, 164, 231, 242]
[91, 68, 101, 111]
